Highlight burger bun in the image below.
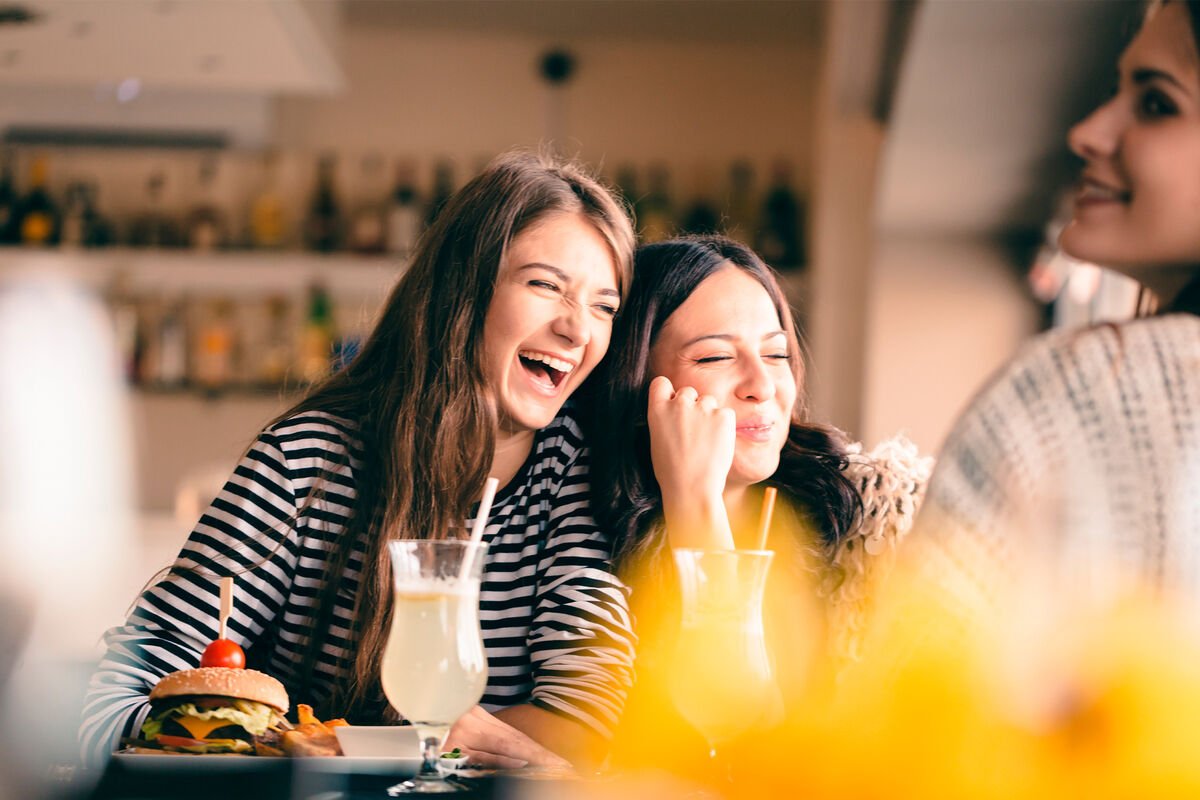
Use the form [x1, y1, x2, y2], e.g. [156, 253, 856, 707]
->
[150, 667, 289, 713]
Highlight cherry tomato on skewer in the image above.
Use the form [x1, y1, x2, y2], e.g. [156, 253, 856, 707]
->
[200, 638, 246, 669]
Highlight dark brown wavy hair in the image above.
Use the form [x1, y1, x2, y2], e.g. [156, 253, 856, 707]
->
[280, 150, 634, 717]
[1152, 0, 1200, 314]
[584, 236, 861, 582]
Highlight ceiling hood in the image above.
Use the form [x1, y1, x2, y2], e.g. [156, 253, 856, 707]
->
[0, 0, 343, 93]
[0, 1, 345, 149]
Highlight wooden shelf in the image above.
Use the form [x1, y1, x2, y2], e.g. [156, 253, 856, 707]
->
[0, 247, 406, 298]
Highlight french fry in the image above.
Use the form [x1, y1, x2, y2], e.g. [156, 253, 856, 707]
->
[297, 704, 319, 726]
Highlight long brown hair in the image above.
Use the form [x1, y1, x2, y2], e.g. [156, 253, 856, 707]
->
[281, 150, 634, 716]
[585, 236, 861, 583]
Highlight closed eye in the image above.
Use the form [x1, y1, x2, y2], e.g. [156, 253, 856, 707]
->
[765, 353, 792, 361]
[529, 279, 560, 292]
[593, 303, 618, 317]
[695, 355, 733, 364]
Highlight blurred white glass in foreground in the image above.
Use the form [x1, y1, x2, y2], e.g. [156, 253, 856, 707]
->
[382, 540, 487, 794]
[0, 262, 135, 794]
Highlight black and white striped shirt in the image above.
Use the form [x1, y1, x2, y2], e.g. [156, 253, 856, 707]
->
[80, 408, 636, 766]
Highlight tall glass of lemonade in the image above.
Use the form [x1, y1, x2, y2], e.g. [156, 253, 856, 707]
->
[669, 548, 776, 763]
[382, 540, 488, 794]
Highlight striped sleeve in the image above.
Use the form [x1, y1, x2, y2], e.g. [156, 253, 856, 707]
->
[526, 446, 636, 738]
[78, 430, 300, 767]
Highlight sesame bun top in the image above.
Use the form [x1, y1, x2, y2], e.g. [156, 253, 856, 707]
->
[149, 668, 289, 713]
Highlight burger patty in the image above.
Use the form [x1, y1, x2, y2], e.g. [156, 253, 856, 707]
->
[158, 717, 253, 742]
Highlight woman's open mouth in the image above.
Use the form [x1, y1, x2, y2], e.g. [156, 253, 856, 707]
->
[1076, 178, 1130, 208]
[518, 349, 575, 393]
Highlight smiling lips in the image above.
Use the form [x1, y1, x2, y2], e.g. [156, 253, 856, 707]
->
[1076, 177, 1131, 207]
[736, 416, 775, 443]
[518, 349, 576, 393]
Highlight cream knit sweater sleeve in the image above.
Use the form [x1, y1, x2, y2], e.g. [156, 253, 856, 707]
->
[823, 435, 934, 663]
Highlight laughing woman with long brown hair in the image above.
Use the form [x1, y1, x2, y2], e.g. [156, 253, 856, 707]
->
[80, 151, 637, 769]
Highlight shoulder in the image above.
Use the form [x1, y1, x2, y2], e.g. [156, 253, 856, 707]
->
[983, 314, 1200, 394]
[261, 411, 362, 467]
[532, 405, 589, 468]
[266, 410, 359, 442]
[839, 433, 934, 555]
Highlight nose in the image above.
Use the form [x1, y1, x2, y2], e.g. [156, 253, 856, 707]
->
[551, 296, 590, 347]
[1068, 96, 1121, 163]
[735, 358, 776, 404]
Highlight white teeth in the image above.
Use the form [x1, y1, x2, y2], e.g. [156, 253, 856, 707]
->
[519, 351, 574, 374]
[1080, 183, 1127, 201]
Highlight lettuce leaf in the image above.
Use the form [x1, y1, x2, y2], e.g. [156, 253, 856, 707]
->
[141, 699, 274, 740]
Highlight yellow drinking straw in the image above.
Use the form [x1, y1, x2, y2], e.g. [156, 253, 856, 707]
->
[756, 487, 777, 551]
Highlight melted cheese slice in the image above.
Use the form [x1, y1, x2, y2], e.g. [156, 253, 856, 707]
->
[176, 715, 239, 740]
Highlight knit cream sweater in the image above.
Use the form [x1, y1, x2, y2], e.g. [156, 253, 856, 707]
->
[911, 314, 1200, 613]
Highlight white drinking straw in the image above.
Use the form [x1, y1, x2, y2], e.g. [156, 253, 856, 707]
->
[459, 476, 499, 580]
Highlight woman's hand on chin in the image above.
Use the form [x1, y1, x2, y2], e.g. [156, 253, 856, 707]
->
[647, 375, 736, 549]
[442, 705, 571, 769]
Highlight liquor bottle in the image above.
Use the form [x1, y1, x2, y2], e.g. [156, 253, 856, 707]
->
[681, 166, 720, 236]
[84, 183, 115, 247]
[0, 150, 17, 245]
[193, 297, 237, 391]
[425, 161, 454, 229]
[614, 163, 639, 211]
[297, 284, 334, 384]
[185, 155, 227, 252]
[58, 181, 89, 249]
[725, 160, 757, 243]
[638, 163, 674, 244]
[249, 151, 287, 250]
[128, 170, 181, 248]
[756, 160, 804, 270]
[305, 153, 341, 253]
[17, 154, 58, 247]
[348, 153, 387, 254]
[60, 181, 114, 249]
[258, 294, 292, 387]
[385, 159, 422, 258]
[105, 271, 143, 383]
[155, 296, 189, 389]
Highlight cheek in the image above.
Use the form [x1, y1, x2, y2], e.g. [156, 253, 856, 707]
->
[589, 322, 614, 363]
[1130, 130, 1200, 211]
[777, 378, 797, 416]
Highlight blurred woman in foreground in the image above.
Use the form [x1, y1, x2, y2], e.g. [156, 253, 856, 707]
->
[913, 0, 1200, 610]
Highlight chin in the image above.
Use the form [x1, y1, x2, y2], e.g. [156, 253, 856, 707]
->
[732, 463, 780, 488]
[1060, 226, 1131, 267]
[504, 408, 558, 435]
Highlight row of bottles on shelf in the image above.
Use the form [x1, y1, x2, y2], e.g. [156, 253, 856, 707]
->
[619, 160, 804, 269]
[0, 147, 806, 267]
[109, 281, 354, 394]
[0, 150, 433, 257]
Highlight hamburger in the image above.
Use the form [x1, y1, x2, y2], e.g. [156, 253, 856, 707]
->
[138, 667, 289, 755]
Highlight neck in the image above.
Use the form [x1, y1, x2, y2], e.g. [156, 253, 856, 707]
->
[1139, 267, 1199, 311]
[491, 428, 535, 489]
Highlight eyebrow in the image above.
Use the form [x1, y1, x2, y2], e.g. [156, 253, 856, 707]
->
[1130, 67, 1191, 96]
[681, 330, 787, 348]
[517, 262, 621, 299]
